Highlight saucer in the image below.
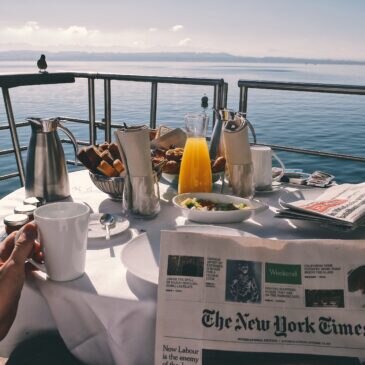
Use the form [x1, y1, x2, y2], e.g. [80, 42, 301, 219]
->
[88, 213, 129, 239]
[255, 182, 282, 194]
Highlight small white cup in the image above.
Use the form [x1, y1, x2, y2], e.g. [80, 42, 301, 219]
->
[251, 145, 285, 191]
[17, 202, 90, 281]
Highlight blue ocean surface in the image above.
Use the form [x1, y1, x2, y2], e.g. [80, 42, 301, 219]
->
[0, 60, 365, 198]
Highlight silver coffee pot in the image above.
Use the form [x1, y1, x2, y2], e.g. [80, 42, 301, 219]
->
[25, 117, 78, 202]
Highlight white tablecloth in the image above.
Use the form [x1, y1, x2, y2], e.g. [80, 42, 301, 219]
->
[0, 170, 364, 364]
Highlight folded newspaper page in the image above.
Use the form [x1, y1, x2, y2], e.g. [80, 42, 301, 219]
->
[277, 183, 365, 229]
[155, 231, 365, 365]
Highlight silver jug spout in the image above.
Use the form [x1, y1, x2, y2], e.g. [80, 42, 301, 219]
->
[27, 117, 58, 132]
[26, 117, 43, 129]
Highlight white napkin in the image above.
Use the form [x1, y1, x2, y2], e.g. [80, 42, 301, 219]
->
[223, 116, 254, 197]
[150, 127, 187, 149]
[114, 126, 160, 216]
[114, 126, 152, 177]
[223, 117, 252, 164]
[35, 279, 156, 365]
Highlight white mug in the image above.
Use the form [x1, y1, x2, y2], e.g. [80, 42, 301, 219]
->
[17, 202, 90, 281]
[251, 145, 285, 191]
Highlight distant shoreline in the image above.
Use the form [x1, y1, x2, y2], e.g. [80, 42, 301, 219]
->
[0, 51, 365, 65]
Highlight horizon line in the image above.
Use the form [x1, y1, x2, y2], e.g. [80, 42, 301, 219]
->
[0, 50, 365, 65]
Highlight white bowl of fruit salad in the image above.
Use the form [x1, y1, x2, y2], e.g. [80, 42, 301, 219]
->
[172, 192, 267, 224]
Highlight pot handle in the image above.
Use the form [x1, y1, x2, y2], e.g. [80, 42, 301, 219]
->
[58, 123, 79, 165]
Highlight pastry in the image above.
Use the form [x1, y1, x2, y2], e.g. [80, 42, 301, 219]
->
[97, 160, 118, 177]
[162, 160, 180, 174]
[152, 148, 167, 158]
[113, 159, 125, 174]
[165, 147, 184, 162]
[212, 156, 226, 173]
[77, 146, 102, 171]
[108, 143, 122, 160]
[100, 150, 114, 166]
[98, 142, 110, 151]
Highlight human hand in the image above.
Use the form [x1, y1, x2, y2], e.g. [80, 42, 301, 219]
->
[0, 223, 42, 268]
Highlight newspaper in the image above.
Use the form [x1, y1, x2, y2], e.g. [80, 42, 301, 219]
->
[276, 183, 365, 229]
[155, 231, 365, 365]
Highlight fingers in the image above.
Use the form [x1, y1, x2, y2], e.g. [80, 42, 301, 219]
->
[0, 231, 16, 262]
[11, 222, 38, 264]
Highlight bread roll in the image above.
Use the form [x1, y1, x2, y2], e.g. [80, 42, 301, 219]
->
[212, 156, 226, 173]
[113, 159, 125, 174]
[100, 150, 114, 166]
[97, 160, 118, 177]
[77, 146, 102, 171]
[162, 160, 180, 174]
[98, 142, 109, 151]
[165, 148, 184, 162]
[108, 143, 122, 160]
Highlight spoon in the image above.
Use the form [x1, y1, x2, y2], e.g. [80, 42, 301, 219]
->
[100, 213, 115, 240]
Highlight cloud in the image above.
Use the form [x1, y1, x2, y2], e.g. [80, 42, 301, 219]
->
[0, 22, 197, 53]
[0, 22, 141, 50]
[178, 38, 191, 46]
[25, 21, 40, 31]
[60, 25, 90, 37]
[170, 25, 183, 32]
[2, 22, 100, 47]
[4, 21, 40, 36]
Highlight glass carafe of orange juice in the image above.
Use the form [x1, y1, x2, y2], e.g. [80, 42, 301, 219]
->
[178, 113, 212, 193]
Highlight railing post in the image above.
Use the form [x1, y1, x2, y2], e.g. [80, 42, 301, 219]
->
[223, 82, 228, 108]
[2, 87, 25, 186]
[150, 82, 158, 129]
[104, 79, 112, 142]
[239, 85, 248, 114]
[88, 78, 97, 144]
[212, 80, 226, 127]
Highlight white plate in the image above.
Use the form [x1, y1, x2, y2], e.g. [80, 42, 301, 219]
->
[162, 171, 223, 186]
[279, 188, 321, 209]
[88, 213, 129, 239]
[121, 225, 257, 284]
[172, 192, 267, 224]
[255, 181, 282, 194]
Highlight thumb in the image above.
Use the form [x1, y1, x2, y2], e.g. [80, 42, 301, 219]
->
[11, 223, 38, 264]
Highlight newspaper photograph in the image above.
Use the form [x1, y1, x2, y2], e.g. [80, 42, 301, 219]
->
[155, 231, 365, 365]
[279, 183, 365, 228]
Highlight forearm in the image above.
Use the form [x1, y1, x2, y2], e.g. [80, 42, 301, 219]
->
[0, 260, 25, 340]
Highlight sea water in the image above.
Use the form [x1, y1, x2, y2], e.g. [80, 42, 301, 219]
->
[0, 60, 365, 197]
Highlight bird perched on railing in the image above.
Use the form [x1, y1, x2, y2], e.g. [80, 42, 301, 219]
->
[37, 54, 47, 73]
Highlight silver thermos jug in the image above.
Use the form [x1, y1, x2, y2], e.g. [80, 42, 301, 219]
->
[25, 117, 78, 202]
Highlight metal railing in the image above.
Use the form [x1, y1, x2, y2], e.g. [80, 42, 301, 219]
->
[238, 80, 365, 162]
[0, 72, 227, 187]
[2, 74, 365, 190]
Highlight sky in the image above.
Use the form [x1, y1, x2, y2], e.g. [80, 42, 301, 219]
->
[0, 0, 364, 60]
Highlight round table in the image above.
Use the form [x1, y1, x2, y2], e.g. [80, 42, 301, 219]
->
[0, 170, 364, 365]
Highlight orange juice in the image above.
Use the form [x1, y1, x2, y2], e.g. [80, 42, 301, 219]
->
[178, 137, 212, 193]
